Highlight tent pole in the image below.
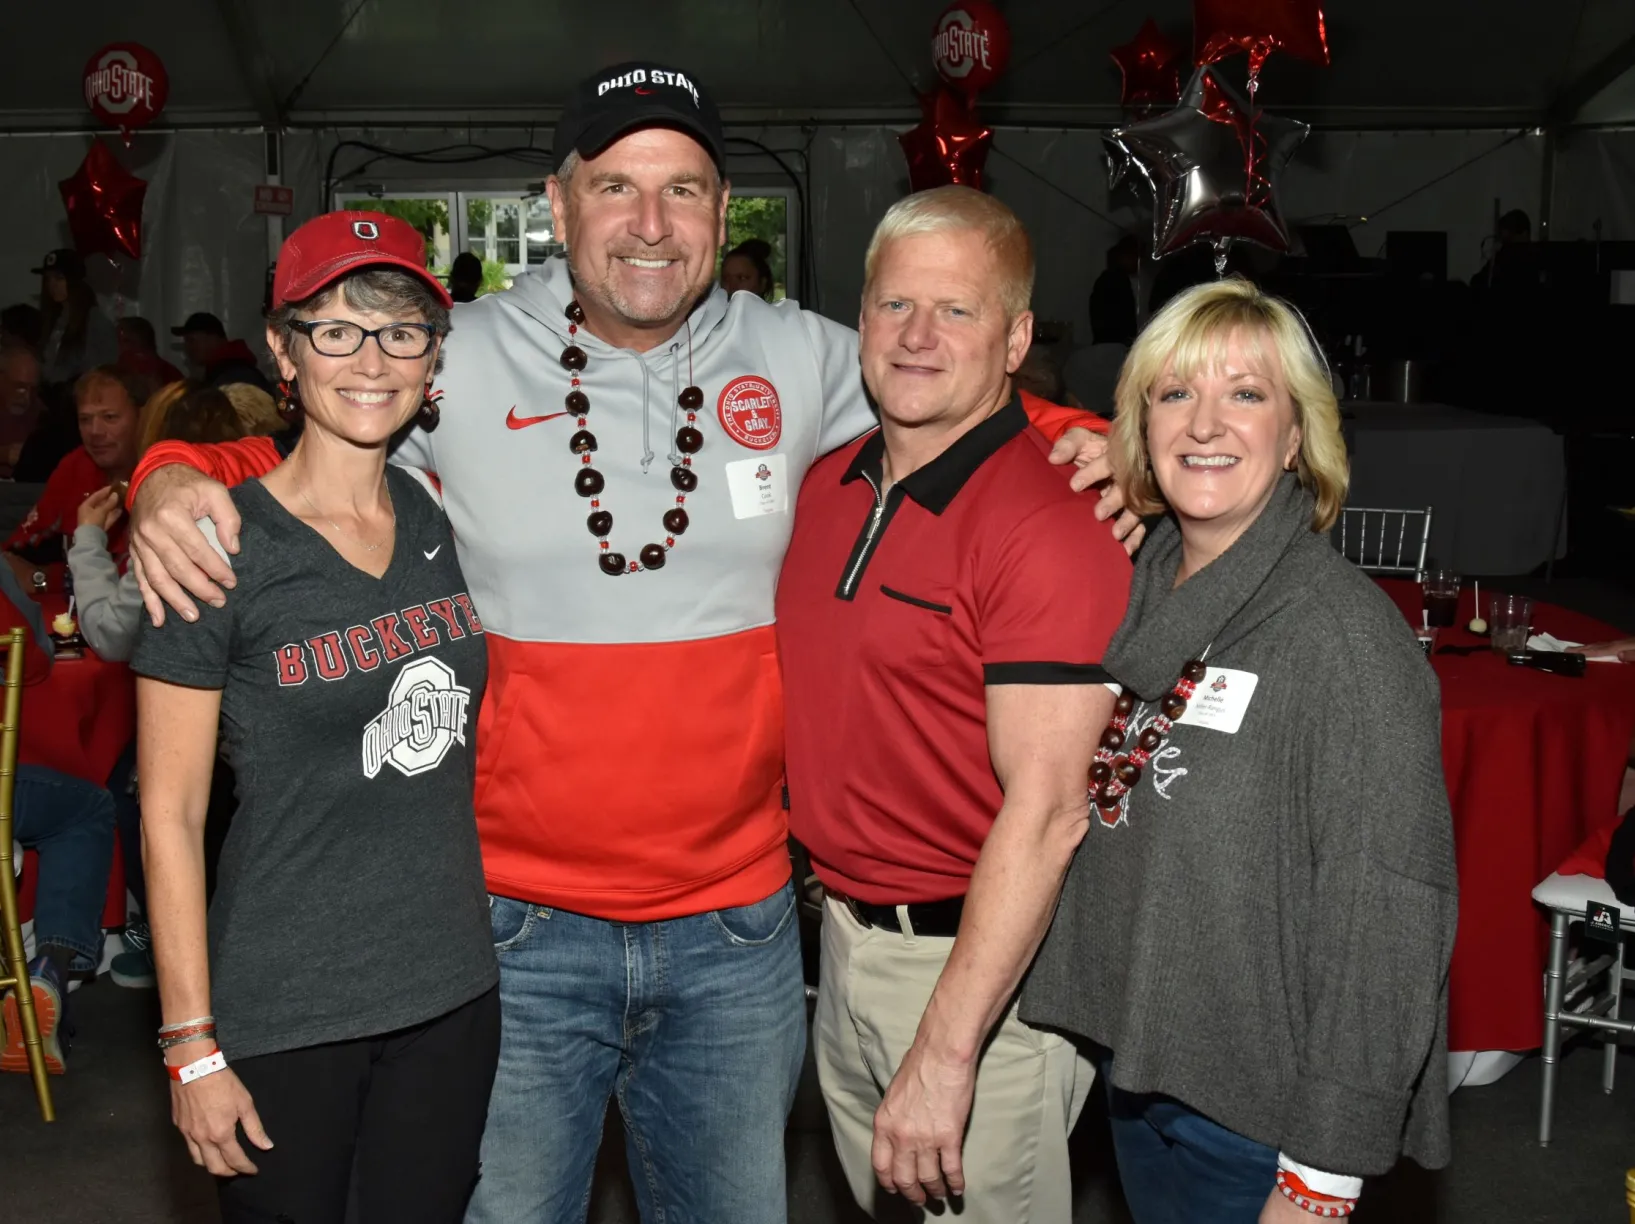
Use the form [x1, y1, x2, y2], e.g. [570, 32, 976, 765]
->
[1538, 126, 1557, 240]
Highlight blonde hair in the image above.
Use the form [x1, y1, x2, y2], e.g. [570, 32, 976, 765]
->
[863, 186, 1034, 319]
[136, 380, 190, 454]
[1110, 278, 1348, 532]
[221, 382, 288, 435]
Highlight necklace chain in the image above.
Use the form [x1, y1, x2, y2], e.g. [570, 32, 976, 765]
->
[299, 482, 395, 553]
[1091, 658, 1207, 825]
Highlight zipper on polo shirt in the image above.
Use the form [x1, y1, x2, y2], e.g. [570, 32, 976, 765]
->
[837, 470, 896, 601]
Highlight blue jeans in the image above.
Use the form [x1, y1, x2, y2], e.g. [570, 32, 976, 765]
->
[13, 765, 115, 967]
[466, 879, 806, 1224]
[1104, 1065, 1279, 1224]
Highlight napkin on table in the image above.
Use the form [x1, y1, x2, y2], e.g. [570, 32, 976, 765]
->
[1527, 632, 1621, 662]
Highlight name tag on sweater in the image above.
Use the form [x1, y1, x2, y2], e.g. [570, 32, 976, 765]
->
[1174, 666, 1258, 734]
[725, 454, 789, 519]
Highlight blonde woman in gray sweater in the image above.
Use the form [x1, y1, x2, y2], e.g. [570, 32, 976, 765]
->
[1023, 278, 1456, 1223]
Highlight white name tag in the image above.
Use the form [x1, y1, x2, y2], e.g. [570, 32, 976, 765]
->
[724, 454, 789, 520]
[1173, 666, 1258, 734]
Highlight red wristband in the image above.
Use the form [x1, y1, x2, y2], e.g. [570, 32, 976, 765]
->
[165, 1046, 226, 1085]
[1276, 1170, 1356, 1218]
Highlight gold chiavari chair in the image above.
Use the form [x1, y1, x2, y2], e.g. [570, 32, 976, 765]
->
[0, 626, 54, 1120]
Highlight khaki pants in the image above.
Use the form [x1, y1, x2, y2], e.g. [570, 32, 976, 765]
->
[814, 896, 1094, 1223]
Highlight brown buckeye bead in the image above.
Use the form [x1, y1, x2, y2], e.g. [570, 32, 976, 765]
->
[1089, 761, 1112, 785]
[574, 468, 605, 497]
[675, 426, 704, 454]
[678, 386, 704, 411]
[670, 466, 699, 492]
[639, 544, 667, 570]
[1115, 693, 1135, 716]
[1138, 727, 1163, 752]
[1114, 758, 1141, 787]
[570, 429, 597, 454]
[560, 346, 587, 371]
[1095, 785, 1119, 808]
[1182, 660, 1207, 683]
[565, 301, 586, 324]
[598, 551, 626, 576]
[1099, 726, 1125, 751]
[565, 390, 589, 415]
[1160, 693, 1187, 719]
[663, 508, 689, 535]
[587, 510, 613, 537]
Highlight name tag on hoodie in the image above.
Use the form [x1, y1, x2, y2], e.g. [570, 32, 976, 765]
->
[1174, 666, 1259, 734]
[725, 454, 789, 519]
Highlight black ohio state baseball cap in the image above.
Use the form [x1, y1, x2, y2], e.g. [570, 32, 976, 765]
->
[554, 62, 725, 173]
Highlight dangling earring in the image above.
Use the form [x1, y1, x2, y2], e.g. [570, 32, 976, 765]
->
[276, 378, 302, 422]
[417, 385, 442, 431]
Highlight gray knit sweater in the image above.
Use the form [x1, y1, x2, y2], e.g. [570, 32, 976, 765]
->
[1022, 473, 1456, 1176]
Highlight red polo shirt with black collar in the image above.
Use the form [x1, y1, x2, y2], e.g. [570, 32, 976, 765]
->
[776, 396, 1132, 904]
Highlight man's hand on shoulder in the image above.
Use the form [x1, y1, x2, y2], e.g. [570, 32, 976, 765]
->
[130, 465, 242, 627]
[1047, 427, 1146, 556]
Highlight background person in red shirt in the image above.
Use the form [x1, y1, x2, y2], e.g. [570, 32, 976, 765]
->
[778, 186, 1131, 1222]
[116, 316, 185, 388]
[5, 366, 145, 592]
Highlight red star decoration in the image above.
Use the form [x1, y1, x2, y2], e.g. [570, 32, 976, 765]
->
[58, 140, 147, 262]
[1110, 18, 1183, 113]
[898, 89, 994, 193]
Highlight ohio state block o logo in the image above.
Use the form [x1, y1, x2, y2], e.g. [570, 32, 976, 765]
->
[717, 376, 782, 450]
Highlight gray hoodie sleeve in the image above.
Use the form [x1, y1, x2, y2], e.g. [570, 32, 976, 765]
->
[796, 307, 877, 456]
[68, 525, 143, 662]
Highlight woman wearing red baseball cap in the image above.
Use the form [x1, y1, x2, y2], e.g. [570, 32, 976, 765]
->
[133, 212, 499, 1223]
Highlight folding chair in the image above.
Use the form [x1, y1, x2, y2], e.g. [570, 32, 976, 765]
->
[1332, 505, 1433, 576]
[0, 626, 54, 1121]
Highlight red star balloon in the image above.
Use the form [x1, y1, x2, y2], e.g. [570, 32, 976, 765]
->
[59, 140, 147, 261]
[1194, 0, 1330, 80]
[898, 89, 993, 192]
[1111, 18, 1183, 113]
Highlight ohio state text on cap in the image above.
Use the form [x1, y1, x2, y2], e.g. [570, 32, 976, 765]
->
[553, 62, 725, 173]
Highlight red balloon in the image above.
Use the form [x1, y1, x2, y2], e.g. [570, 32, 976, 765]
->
[898, 89, 993, 193]
[932, 0, 1011, 100]
[59, 140, 147, 261]
[1193, 0, 1330, 79]
[1110, 18, 1183, 112]
[83, 42, 169, 144]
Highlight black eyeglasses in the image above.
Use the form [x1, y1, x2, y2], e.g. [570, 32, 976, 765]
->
[289, 319, 439, 359]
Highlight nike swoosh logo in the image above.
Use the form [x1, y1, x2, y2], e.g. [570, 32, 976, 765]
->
[424, 545, 442, 561]
[506, 406, 571, 430]
[635, 87, 654, 95]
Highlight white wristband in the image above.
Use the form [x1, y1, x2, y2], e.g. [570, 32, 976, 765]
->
[1277, 1153, 1363, 1200]
[172, 1049, 227, 1085]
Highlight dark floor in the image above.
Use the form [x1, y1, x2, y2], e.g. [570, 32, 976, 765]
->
[6, 978, 1635, 1224]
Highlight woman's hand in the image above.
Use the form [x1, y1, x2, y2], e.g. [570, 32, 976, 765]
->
[169, 1060, 273, 1176]
[77, 486, 124, 533]
[1573, 637, 1635, 663]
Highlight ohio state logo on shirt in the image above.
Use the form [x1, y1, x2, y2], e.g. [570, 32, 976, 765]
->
[362, 656, 473, 780]
[717, 375, 782, 450]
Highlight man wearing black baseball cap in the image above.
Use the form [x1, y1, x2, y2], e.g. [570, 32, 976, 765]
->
[170, 311, 271, 393]
[127, 59, 1140, 1224]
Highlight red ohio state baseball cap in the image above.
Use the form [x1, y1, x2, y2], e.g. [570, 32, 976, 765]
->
[272, 211, 453, 310]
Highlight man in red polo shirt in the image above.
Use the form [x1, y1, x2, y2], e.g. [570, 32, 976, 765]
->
[778, 187, 1131, 1222]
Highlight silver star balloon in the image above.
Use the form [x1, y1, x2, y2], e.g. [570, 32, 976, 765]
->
[1108, 66, 1308, 264]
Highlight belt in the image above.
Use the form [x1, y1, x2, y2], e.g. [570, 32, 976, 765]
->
[831, 891, 965, 938]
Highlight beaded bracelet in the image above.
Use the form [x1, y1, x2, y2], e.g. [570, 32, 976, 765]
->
[1276, 1171, 1357, 1218]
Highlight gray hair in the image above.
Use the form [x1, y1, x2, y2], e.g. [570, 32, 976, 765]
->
[267, 268, 450, 373]
[554, 150, 582, 195]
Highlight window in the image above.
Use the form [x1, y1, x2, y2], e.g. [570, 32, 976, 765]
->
[724, 190, 798, 302]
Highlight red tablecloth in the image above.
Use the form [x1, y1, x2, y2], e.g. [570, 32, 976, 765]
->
[1377, 579, 1635, 1051]
[15, 595, 134, 930]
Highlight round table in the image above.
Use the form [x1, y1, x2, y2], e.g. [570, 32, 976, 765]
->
[1376, 579, 1635, 1054]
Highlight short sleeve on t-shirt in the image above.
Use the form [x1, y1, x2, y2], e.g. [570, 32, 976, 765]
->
[130, 525, 240, 690]
[977, 498, 1131, 687]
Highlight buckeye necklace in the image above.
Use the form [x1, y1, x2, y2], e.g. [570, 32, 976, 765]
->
[562, 299, 703, 576]
[1091, 658, 1206, 825]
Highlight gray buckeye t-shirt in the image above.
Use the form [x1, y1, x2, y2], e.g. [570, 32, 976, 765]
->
[132, 465, 497, 1061]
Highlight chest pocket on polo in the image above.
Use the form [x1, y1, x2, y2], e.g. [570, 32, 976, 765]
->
[864, 583, 956, 673]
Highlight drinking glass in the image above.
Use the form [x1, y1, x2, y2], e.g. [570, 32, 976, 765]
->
[1421, 568, 1461, 629]
[1489, 594, 1533, 654]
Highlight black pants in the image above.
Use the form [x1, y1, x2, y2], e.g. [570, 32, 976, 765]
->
[217, 987, 501, 1224]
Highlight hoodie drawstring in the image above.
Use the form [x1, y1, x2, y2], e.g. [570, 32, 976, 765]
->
[665, 341, 685, 466]
[638, 359, 656, 471]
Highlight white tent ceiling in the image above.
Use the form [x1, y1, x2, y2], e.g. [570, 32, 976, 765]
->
[7, 0, 1635, 132]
